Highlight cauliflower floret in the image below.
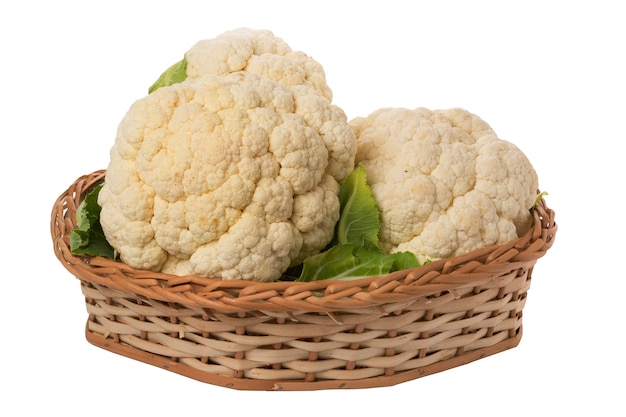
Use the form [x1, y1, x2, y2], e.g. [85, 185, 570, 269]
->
[99, 72, 351, 281]
[183, 28, 355, 182]
[185, 28, 332, 101]
[350, 107, 538, 264]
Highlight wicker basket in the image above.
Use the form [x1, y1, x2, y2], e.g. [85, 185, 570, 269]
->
[51, 170, 556, 390]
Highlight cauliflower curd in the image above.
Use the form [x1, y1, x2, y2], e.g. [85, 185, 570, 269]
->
[98, 29, 356, 281]
[350, 107, 539, 264]
[184, 28, 354, 182]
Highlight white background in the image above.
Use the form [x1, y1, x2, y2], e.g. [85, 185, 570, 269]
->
[3, 1, 623, 415]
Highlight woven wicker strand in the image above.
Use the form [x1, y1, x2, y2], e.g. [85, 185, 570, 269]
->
[51, 170, 556, 390]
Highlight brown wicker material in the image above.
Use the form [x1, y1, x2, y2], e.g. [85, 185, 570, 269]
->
[51, 170, 557, 390]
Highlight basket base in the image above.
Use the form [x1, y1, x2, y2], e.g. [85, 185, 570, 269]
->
[84, 323, 523, 391]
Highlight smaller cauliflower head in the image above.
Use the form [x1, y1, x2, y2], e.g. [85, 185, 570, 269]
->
[350, 107, 539, 264]
[99, 72, 354, 281]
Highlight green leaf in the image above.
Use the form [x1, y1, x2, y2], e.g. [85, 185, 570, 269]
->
[296, 244, 419, 282]
[70, 184, 115, 258]
[335, 163, 380, 246]
[296, 244, 392, 282]
[531, 191, 549, 211]
[148, 56, 188, 94]
[390, 251, 420, 271]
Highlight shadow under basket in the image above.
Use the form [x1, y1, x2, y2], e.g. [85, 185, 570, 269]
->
[51, 170, 557, 391]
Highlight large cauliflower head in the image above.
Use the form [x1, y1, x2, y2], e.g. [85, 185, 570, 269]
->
[99, 72, 353, 281]
[350, 107, 539, 264]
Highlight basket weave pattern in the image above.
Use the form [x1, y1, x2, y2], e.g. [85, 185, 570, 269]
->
[51, 170, 556, 390]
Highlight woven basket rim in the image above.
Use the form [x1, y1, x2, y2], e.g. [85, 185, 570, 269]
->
[51, 170, 557, 313]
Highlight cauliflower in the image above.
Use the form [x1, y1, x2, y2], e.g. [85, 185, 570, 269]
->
[350, 107, 539, 264]
[99, 67, 355, 281]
